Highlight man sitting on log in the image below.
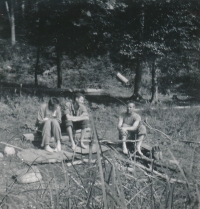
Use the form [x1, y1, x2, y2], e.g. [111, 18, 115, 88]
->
[118, 101, 146, 155]
[36, 97, 62, 152]
[63, 93, 89, 150]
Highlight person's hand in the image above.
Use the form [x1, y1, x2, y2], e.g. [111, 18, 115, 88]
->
[43, 117, 49, 121]
[121, 127, 127, 132]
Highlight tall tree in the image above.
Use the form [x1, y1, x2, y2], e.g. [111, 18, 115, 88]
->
[5, 0, 16, 45]
[132, 3, 145, 100]
[56, 37, 62, 88]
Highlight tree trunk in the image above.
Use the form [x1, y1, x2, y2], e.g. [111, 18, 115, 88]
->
[5, 0, 16, 45]
[56, 39, 62, 88]
[35, 45, 39, 86]
[10, 0, 16, 45]
[132, 60, 143, 100]
[150, 60, 158, 104]
[34, 11, 44, 87]
[131, 3, 145, 101]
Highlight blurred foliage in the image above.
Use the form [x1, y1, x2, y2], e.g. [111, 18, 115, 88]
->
[0, 0, 199, 95]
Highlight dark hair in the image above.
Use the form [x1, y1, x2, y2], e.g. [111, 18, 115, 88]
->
[75, 93, 85, 99]
[48, 97, 60, 109]
[127, 100, 135, 107]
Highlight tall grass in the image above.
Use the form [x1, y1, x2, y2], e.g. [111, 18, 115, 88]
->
[0, 91, 199, 208]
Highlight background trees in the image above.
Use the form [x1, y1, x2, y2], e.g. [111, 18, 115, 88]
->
[0, 0, 199, 100]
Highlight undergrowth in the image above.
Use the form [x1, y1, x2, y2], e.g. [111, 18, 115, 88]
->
[0, 91, 199, 208]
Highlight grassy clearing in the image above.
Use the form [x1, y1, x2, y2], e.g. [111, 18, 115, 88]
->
[0, 91, 199, 208]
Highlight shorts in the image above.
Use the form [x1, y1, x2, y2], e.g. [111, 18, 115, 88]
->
[66, 120, 89, 130]
[119, 124, 146, 140]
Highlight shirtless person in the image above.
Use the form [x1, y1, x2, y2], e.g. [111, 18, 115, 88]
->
[118, 102, 146, 155]
[36, 97, 62, 152]
[64, 93, 89, 150]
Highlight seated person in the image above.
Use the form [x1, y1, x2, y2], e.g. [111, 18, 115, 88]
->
[117, 101, 146, 155]
[36, 97, 62, 152]
[63, 93, 89, 150]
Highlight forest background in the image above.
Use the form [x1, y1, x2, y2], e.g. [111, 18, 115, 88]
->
[0, 0, 200, 102]
[0, 1, 200, 209]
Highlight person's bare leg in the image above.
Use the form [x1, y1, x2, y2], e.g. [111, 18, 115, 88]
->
[67, 126, 76, 150]
[122, 136, 128, 154]
[119, 128, 128, 154]
[80, 128, 87, 149]
[137, 135, 144, 156]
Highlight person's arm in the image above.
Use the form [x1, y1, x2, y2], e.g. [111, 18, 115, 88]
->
[123, 120, 140, 132]
[55, 106, 62, 123]
[66, 104, 89, 122]
[117, 115, 124, 130]
[37, 104, 48, 124]
[121, 113, 141, 132]
[67, 115, 89, 122]
[64, 102, 72, 119]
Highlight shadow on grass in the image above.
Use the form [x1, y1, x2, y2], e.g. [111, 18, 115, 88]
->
[1, 81, 200, 107]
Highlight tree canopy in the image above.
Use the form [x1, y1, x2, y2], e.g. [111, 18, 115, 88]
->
[0, 0, 199, 97]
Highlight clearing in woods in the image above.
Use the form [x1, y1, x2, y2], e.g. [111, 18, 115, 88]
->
[0, 87, 199, 208]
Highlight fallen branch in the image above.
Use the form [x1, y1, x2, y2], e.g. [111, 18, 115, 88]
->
[114, 153, 191, 185]
[190, 147, 196, 175]
[168, 149, 190, 188]
[180, 140, 200, 145]
[144, 118, 172, 141]
[100, 139, 141, 144]
[0, 142, 24, 151]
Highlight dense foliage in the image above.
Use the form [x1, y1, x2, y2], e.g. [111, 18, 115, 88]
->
[0, 0, 200, 98]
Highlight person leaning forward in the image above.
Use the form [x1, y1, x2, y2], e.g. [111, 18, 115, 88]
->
[36, 97, 62, 153]
[63, 93, 89, 150]
[117, 101, 146, 155]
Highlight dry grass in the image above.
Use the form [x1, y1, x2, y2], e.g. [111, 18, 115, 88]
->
[0, 91, 199, 208]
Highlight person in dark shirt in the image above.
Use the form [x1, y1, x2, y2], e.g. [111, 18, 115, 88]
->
[64, 93, 89, 150]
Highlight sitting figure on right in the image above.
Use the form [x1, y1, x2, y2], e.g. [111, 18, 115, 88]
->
[117, 101, 146, 155]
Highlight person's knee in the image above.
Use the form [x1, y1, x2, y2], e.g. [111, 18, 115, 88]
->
[119, 129, 127, 137]
[43, 120, 51, 126]
[80, 120, 89, 129]
[137, 135, 145, 141]
[66, 121, 73, 128]
[66, 125, 73, 131]
[51, 120, 61, 130]
[138, 124, 146, 136]
[51, 119, 59, 125]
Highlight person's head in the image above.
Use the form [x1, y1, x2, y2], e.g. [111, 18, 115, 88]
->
[74, 93, 85, 105]
[126, 101, 135, 114]
[48, 97, 60, 111]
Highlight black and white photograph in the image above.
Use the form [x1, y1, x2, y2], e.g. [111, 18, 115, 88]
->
[0, 0, 200, 208]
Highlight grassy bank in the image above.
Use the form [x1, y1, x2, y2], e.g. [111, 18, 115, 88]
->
[0, 91, 199, 208]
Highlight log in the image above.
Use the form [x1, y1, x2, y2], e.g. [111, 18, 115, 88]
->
[84, 88, 107, 96]
[116, 72, 129, 85]
[23, 128, 91, 142]
[100, 139, 152, 151]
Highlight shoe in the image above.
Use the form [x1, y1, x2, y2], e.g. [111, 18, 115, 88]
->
[54, 141, 61, 152]
[44, 145, 54, 153]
